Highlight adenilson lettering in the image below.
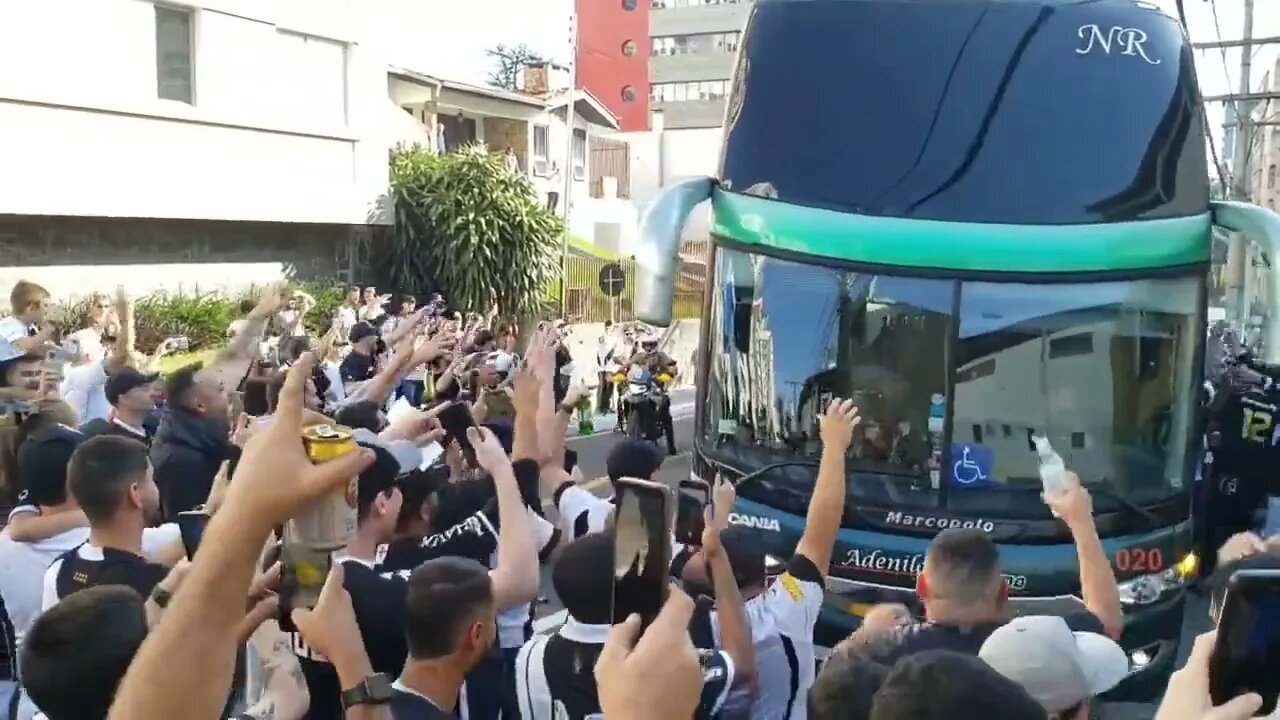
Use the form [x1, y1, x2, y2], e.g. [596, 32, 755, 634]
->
[838, 548, 1028, 591]
[884, 511, 995, 533]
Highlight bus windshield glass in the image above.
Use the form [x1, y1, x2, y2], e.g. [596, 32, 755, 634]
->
[701, 244, 1201, 515]
[721, 0, 1206, 224]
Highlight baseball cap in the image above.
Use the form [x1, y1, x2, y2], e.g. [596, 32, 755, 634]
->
[485, 351, 516, 375]
[17, 424, 87, 507]
[349, 321, 379, 344]
[979, 615, 1129, 713]
[871, 649, 1046, 720]
[351, 429, 424, 474]
[606, 439, 664, 483]
[355, 442, 404, 515]
[104, 368, 159, 406]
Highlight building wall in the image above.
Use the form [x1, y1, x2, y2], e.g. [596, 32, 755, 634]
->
[1249, 58, 1280, 213]
[649, 0, 751, 129]
[0, 0, 389, 226]
[611, 119, 723, 241]
[576, 0, 650, 132]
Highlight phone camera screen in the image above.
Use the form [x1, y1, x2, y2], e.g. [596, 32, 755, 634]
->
[1213, 579, 1280, 714]
[674, 481, 709, 545]
[612, 485, 670, 629]
[177, 511, 210, 559]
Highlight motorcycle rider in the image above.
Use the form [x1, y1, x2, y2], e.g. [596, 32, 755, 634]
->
[626, 334, 678, 455]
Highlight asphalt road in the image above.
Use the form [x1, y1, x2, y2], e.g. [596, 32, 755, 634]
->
[533, 407, 1207, 719]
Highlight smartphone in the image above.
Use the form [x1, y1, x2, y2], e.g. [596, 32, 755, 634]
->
[1210, 568, 1280, 713]
[437, 401, 478, 467]
[611, 477, 673, 631]
[176, 509, 211, 559]
[675, 479, 710, 545]
[228, 390, 245, 422]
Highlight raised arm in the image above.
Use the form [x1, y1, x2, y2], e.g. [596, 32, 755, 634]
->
[471, 426, 538, 610]
[104, 287, 133, 375]
[793, 399, 860, 580]
[1046, 472, 1123, 639]
[217, 285, 285, 364]
[704, 479, 757, 693]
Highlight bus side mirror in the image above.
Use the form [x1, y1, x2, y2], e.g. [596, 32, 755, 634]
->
[1212, 201, 1280, 363]
[635, 177, 715, 327]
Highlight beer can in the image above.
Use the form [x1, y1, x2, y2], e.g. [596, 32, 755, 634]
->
[292, 424, 359, 551]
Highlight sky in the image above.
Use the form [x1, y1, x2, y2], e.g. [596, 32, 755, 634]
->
[376, 0, 1278, 147]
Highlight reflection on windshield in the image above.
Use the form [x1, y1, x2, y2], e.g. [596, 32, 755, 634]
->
[704, 246, 952, 496]
[703, 245, 1202, 513]
[950, 279, 1200, 507]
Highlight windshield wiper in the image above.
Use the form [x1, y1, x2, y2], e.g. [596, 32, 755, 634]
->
[1083, 482, 1161, 530]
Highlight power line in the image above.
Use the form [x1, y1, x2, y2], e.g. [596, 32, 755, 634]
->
[1177, 0, 1230, 196]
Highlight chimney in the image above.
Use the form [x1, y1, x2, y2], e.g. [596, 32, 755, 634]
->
[522, 63, 550, 95]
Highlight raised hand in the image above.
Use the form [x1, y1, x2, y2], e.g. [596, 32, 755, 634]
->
[467, 424, 511, 474]
[818, 398, 861, 451]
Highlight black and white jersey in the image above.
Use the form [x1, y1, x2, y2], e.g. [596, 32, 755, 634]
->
[377, 508, 501, 574]
[713, 554, 825, 720]
[554, 482, 614, 541]
[514, 618, 734, 720]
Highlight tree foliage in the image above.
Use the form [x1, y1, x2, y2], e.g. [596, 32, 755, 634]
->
[387, 145, 562, 317]
[485, 43, 549, 91]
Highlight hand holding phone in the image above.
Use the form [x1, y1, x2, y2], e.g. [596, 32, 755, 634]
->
[675, 479, 710, 545]
[611, 478, 673, 632]
[176, 509, 211, 559]
[437, 401, 478, 468]
[1210, 568, 1280, 714]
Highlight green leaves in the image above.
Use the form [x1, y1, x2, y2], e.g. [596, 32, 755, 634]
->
[386, 145, 563, 317]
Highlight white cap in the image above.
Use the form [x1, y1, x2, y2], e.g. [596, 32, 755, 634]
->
[351, 428, 422, 475]
[979, 615, 1128, 713]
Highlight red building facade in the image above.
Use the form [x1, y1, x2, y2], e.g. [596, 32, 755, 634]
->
[576, 0, 649, 132]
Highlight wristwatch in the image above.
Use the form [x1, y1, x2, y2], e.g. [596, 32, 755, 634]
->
[341, 673, 393, 708]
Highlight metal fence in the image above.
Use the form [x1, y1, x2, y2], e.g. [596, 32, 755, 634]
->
[560, 253, 704, 324]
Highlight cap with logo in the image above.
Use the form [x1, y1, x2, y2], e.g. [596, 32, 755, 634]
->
[978, 615, 1129, 713]
[17, 424, 87, 507]
[105, 368, 160, 406]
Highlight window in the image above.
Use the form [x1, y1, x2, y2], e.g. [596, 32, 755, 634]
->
[572, 128, 587, 181]
[623, 0, 637, 9]
[651, 32, 741, 56]
[531, 125, 551, 176]
[649, 80, 730, 103]
[155, 5, 194, 104]
[621, 85, 637, 103]
[622, 40, 637, 57]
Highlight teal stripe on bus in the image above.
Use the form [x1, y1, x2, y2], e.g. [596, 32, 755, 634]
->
[710, 191, 1211, 273]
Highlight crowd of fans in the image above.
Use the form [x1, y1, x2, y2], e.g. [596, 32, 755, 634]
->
[0, 276, 1268, 720]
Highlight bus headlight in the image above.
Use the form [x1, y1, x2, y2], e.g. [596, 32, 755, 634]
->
[1118, 552, 1198, 607]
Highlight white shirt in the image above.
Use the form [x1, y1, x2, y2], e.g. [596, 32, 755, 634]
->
[494, 512, 558, 648]
[321, 361, 346, 410]
[65, 328, 106, 363]
[711, 563, 824, 720]
[0, 316, 34, 362]
[335, 306, 358, 341]
[39, 526, 180, 612]
[59, 360, 110, 423]
[555, 484, 614, 541]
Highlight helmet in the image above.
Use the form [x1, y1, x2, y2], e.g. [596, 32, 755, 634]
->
[640, 334, 659, 349]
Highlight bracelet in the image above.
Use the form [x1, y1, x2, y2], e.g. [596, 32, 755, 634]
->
[150, 585, 173, 609]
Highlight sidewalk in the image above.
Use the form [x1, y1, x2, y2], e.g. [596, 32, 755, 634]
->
[564, 388, 695, 438]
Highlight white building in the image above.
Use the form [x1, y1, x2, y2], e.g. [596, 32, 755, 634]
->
[609, 112, 723, 244]
[388, 67, 638, 256]
[0, 0, 390, 297]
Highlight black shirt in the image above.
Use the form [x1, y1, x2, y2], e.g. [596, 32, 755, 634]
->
[50, 544, 168, 603]
[80, 417, 152, 446]
[870, 609, 1107, 666]
[295, 559, 410, 720]
[340, 351, 377, 386]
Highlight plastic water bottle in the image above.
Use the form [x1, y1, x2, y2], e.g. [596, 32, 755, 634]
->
[1033, 435, 1068, 515]
[576, 380, 594, 436]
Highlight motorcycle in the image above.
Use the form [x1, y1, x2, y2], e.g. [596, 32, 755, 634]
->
[621, 366, 672, 444]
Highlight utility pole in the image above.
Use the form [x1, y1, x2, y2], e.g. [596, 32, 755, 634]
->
[558, 12, 578, 317]
[1224, 0, 1256, 327]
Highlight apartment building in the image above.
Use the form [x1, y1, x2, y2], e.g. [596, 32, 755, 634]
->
[1249, 57, 1280, 213]
[649, 0, 751, 129]
[0, 0, 389, 296]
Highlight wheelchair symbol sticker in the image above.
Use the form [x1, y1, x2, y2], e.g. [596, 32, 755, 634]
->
[948, 443, 996, 488]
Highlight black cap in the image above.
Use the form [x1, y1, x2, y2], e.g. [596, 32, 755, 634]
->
[870, 650, 1046, 720]
[349, 321, 379, 344]
[104, 368, 159, 406]
[605, 439, 664, 483]
[719, 526, 768, 589]
[17, 424, 87, 507]
[356, 442, 403, 517]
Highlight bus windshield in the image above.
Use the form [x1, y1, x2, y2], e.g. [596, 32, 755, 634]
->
[701, 244, 1202, 516]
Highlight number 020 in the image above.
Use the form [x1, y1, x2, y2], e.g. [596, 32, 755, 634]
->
[1114, 548, 1163, 573]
